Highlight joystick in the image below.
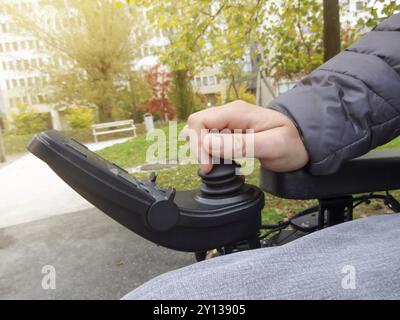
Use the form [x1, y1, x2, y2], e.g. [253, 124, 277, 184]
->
[198, 161, 243, 197]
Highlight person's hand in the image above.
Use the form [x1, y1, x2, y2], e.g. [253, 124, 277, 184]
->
[186, 100, 309, 173]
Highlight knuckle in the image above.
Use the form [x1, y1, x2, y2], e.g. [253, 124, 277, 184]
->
[187, 113, 198, 126]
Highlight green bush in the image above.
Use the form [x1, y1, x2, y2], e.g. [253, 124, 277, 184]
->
[218, 83, 256, 105]
[3, 133, 35, 155]
[65, 106, 95, 129]
[11, 104, 50, 135]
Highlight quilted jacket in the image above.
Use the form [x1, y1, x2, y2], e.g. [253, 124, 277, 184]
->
[270, 14, 400, 175]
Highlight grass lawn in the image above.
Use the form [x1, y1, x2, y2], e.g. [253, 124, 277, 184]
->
[97, 125, 400, 225]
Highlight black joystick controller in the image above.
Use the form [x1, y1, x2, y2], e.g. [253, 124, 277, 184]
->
[198, 161, 243, 197]
[28, 130, 265, 252]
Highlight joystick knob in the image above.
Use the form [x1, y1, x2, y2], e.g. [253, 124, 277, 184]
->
[198, 161, 244, 197]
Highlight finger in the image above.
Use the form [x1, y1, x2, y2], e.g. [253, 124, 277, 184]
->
[202, 127, 291, 161]
[203, 132, 245, 160]
[182, 124, 212, 172]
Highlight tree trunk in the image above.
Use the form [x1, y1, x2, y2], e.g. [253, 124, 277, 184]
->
[0, 127, 6, 163]
[174, 70, 193, 120]
[323, 0, 341, 62]
[98, 99, 113, 122]
[231, 76, 239, 100]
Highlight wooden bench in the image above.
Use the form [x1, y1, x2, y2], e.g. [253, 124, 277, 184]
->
[92, 120, 137, 143]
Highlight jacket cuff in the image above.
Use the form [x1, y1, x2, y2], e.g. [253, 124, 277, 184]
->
[269, 84, 370, 176]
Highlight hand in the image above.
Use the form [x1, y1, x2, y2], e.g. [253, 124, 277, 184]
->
[186, 100, 309, 173]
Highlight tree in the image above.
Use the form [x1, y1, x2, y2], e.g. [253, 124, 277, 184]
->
[323, 0, 341, 61]
[143, 1, 324, 89]
[115, 70, 152, 122]
[139, 66, 175, 121]
[358, 0, 400, 28]
[138, 0, 398, 110]
[261, 0, 324, 80]
[169, 70, 194, 120]
[219, 83, 256, 105]
[4, 0, 146, 122]
[140, 1, 219, 119]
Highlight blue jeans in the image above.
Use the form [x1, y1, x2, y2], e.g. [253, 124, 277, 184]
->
[123, 214, 400, 299]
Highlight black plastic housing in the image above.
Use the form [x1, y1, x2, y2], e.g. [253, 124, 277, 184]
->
[260, 150, 400, 200]
[28, 130, 264, 252]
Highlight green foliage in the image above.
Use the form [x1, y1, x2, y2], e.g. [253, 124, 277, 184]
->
[217, 83, 256, 105]
[358, 0, 400, 28]
[3, 132, 36, 155]
[5, 0, 147, 122]
[262, 0, 323, 80]
[115, 71, 153, 123]
[65, 106, 95, 129]
[10, 104, 50, 135]
[143, 0, 386, 84]
[169, 70, 195, 120]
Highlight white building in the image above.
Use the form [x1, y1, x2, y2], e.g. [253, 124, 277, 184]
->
[0, 0, 63, 128]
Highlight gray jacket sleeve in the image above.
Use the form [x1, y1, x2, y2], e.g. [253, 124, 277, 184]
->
[269, 14, 400, 175]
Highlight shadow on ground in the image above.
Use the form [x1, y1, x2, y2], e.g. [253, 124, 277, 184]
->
[0, 208, 194, 299]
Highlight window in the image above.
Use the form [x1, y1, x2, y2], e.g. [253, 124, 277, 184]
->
[9, 98, 15, 108]
[6, 80, 11, 90]
[16, 60, 22, 70]
[5, 43, 10, 52]
[24, 60, 29, 69]
[12, 79, 17, 88]
[1, 24, 6, 33]
[356, 1, 364, 10]
[19, 79, 26, 87]
[28, 77, 33, 86]
[38, 95, 44, 103]
[196, 77, 201, 87]
[209, 76, 216, 86]
[8, 23, 15, 33]
[0, 43, 3, 52]
[202, 76, 208, 86]
[8, 61, 13, 70]
[28, 40, 35, 50]
[31, 95, 38, 104]
[21, 41, 26, 50]
[2, 62, 6, 70]
[23, 96, 28, 104]
[12, 42, 18, 51]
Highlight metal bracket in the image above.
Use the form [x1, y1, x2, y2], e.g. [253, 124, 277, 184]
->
[318, 196, 353, 230]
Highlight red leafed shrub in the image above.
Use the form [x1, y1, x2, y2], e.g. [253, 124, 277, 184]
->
[139, 65, 175, 120]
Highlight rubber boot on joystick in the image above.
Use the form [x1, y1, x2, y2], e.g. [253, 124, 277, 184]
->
[198, 161, 244, 198]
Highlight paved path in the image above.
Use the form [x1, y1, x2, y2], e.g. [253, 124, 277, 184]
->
[0, 138, 130, 228]
[0, 208, 193, 299]
[0, 137, 194, 299]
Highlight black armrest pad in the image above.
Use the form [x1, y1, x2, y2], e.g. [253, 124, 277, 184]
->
[260, 150, 400, 200]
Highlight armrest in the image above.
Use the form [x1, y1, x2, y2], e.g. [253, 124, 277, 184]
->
[260, 150, 400, 200]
